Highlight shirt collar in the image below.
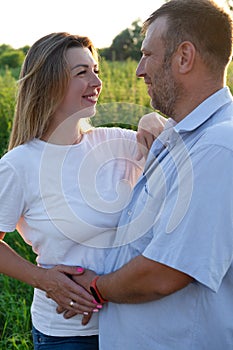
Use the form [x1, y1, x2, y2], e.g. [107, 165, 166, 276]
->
[148, 87, 233, 160]
[174, 87, 233, 133]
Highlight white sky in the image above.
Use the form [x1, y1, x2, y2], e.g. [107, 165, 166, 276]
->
[1, 0, 228, 50]
[1, 0, 165, 49]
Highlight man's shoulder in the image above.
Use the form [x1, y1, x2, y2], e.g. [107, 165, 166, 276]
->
[201, 118, 233, 150]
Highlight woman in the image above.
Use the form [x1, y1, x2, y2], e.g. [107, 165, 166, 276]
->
[0, 32, 165, 349]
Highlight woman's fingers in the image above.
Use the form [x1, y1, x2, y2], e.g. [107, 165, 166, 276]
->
[44, 266, 97, 310]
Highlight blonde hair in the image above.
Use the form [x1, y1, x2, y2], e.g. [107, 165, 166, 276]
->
[8, 32, 98, 150]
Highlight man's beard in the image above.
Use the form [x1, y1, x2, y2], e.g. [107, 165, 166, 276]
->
[150, 61, 182, 119]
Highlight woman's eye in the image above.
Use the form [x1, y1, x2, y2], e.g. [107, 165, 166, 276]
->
[76, 70, 86, 76]
[94, 69, 100, 74]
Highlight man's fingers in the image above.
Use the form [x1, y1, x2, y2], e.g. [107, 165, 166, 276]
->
[62, 310, 93, 322]
[56, 305, 65, 314]
[82, 312, 93, 325]
[58, 308, 94, 323]
[63, 309, 79, 319]
[56, 304, 95, 322]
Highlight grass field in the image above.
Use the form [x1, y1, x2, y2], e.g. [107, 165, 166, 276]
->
[0, 232, 36, 349]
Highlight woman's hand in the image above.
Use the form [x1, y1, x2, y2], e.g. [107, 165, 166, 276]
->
[41, 265, 98, 314]
[55, 268, 101, 324]
[0, 240, 98, 322]
[136, 112, 167, 160]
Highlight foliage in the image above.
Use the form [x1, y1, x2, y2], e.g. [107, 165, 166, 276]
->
[0, 44, 26, 70]
[92, 58, 152, 129]
[226, 0, 233, 10]
[0, 44, 13, 55]
[19, 45, 30, 56]
[0, 19, 144, 65]
[227, 61, 233, 94]
[0, 70, 16, 156]
[0, 67, 21, 80]
[0, 232, 36, 350]
[99, 20, 144, 61]
[0, 50, 25, 68]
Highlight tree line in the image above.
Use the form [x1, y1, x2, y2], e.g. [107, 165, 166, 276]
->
[0, 20, 143, 69]
[1, 0, 233, 68]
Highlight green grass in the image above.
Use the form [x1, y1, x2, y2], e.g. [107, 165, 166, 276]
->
[0, 232, 36, 349]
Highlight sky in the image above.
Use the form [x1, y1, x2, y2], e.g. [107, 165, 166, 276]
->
[1, 0, 165, 50]
[1, 0, 228, 50]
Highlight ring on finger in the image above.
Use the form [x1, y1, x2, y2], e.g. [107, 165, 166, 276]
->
[83, 312, 89, 316]
[69, 300, 75, 307]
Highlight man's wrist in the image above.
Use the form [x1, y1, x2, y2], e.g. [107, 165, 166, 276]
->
[90, 276, 108, 304]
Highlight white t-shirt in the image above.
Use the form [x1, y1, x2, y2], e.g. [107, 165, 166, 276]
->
[0, 127, 143, 336]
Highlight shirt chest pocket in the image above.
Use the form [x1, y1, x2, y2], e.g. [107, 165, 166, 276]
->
[141, 180, 167, 216]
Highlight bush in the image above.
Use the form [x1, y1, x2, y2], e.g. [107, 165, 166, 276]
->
[0, 232, 36, 349]
[0, 50, 25, 69]
[0, 69, 16, 157]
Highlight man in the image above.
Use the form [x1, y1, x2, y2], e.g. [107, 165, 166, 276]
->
[72, 1, 233, 348]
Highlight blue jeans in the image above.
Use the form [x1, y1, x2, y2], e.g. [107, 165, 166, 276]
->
[32, 326, 99, 350]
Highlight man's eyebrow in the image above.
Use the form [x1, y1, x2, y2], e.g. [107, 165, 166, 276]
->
[71, 64, 89, 70]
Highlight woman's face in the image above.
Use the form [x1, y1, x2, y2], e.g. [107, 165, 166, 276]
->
[56, 47, 102, 121]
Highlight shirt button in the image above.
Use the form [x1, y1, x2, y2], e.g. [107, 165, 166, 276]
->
[127, 210, 132, 216]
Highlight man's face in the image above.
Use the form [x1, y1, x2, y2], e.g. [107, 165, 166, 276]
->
[136, 17, 182, 118]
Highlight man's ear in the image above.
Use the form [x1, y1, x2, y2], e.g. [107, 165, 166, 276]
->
[175, 41, 196, 74]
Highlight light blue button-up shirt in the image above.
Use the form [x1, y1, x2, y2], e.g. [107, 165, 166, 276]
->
[100, 87, 233, 350]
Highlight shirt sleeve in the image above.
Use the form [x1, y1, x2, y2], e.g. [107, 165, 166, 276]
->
[142, 144, 233, 292]
[96, 127, 144, 188]
[0, 159, 25, 232]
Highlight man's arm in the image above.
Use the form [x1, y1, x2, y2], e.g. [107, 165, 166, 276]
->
[73, 255, 193, 304]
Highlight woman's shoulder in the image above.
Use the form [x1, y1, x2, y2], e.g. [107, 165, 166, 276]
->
[87, 126, 136, 143]
[0, 140, 39, 169]
[0, 145, 28, 179]
[84, 127, 139, 159]
[1, 143, 27, 162]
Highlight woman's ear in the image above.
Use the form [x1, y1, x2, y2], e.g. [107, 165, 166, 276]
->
[175, 41, 196, 74]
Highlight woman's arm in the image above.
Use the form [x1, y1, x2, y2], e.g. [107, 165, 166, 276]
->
[0, 233, 98, 314]
[137, 112, 167, 159]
